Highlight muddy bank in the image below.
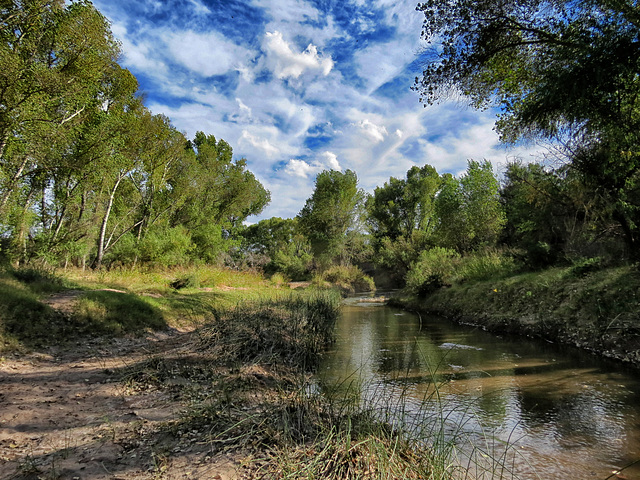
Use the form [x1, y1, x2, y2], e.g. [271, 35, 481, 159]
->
[390, 266, 640, 368]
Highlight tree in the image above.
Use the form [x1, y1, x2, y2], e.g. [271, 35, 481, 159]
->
[0, 0, 123, 264]
[170, 132, 270, 263]
[367, 164, 441, 241]
[414, 0, 640, 258]
[298, 169, 364, 266]
[501, 161, 620, 266]
[434, 160, 504, 251]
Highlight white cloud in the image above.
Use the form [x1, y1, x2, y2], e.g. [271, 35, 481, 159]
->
[228, 98, 252, 123]
[263, 31, 334, 79]
[284, 150, 342, 178]
[166, 30, 254, 77]
[187, 0, 211, 15]
[239, 130, 280, 157]
[356, 119, 388, 143]
[111, 24, 169, 76]
[285, 159, 318, 178]
[321, 151, 341, 170]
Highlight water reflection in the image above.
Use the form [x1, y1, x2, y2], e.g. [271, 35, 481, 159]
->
[318, 298, 640, 479]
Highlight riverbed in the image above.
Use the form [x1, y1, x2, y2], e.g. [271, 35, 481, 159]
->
[318, 295, 640, 479]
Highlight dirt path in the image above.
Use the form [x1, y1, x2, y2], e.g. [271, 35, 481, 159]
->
[0, 330, 243, 480]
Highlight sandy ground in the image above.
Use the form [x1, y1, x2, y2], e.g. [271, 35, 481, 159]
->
[0, 325, 246, 480]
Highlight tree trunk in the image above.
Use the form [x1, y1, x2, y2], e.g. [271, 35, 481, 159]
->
[92, 173, 124, 269]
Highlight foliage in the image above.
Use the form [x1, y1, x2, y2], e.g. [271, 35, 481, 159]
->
[453, 249, 519, 283]
[434, 160, 505, 251]
[501, 161, 627, 267]
[240, 217, 313, 279]
[414, 0, 640, 258]
[405, 247, 460, 296]
[319, 265, 375, 294]
[366, 164, 441, 241]
[0, 2, 269, 269]
[298, 169, 365, 266]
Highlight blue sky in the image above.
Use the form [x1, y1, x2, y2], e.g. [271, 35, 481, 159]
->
[92, 0, 541, 222]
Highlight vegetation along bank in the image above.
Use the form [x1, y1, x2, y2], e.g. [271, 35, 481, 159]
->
[392, 263, 640, 368]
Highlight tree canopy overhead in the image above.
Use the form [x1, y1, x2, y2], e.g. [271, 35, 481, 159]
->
[414, 0, 640, 141]
[415, 0, 640, 258]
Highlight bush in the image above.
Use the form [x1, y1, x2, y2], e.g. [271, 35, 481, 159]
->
[266, 248, 312, 281]
[568, 256, 604, 277]
[405, 247, 460, 296]
[170, 273, 200, 290]
[321, 265, 375, 294]
[453, 249, 518, 283]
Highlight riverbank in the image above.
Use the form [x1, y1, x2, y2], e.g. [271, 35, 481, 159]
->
[391, 264, 640, 368]
[0, 267, 447, 479]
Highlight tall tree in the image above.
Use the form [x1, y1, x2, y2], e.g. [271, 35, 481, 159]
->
[414, 0, 640, 258]
[434, 160, 504, 251]
[170, 132, 270, 263]
[0, 0, 123, 264]
[367, 164, 441, 241]
[298, 169, 364, 266]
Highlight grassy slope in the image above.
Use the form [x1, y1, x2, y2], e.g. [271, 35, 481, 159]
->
[393, 265, 640, 366]
[0, 266, 275, 352]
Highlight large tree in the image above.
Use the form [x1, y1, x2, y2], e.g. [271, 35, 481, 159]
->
[415, 0, 640, 257]
[298, 169, 364, 266]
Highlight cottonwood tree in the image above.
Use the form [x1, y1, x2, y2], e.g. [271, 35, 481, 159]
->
[434, 160, 504, 252]
[298, 169, 364, 267]
[414, 0, 640, 258]
[0, 0, 125, 263]
[170, 132, 270, 264]
[366, 164, 441, 276]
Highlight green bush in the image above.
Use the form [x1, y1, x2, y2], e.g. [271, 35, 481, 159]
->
[266, 248, 312, 281]
[321, 265, 375, 294]
[405, 247, 460, 296]
[453, 249, 518, 283]
[568, 256, 604, 277]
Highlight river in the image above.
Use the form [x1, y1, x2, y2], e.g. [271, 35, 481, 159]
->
[317, 295, 640, 479]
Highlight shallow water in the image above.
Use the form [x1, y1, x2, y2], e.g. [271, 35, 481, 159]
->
[318, 296, 640, 479]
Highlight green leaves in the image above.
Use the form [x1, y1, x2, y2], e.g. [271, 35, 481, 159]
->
[298, 169, 364, 265]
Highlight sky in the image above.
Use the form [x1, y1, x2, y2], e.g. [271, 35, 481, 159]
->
[91, 0, 542, 222]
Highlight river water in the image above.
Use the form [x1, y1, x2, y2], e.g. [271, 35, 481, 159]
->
[317, 295, 640, 479]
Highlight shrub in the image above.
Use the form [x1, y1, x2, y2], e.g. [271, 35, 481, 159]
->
[266, 248, 313, 281]
[321, 265, 375, 294]
[453, 249, 518, 283]
[405, 247, 460, 296]
[568, 256, 604, 277]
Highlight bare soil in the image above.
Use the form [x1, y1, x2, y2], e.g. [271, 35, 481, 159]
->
[0, 327, 250, 480]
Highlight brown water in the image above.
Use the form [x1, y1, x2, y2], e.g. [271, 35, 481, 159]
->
[318, 296, 640, 479]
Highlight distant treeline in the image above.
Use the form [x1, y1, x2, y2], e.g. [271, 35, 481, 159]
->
[1, 1, 636, 288]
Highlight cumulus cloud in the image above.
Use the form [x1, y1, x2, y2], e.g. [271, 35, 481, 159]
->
[284, 150, 342, 178]
[263, 31, 334, 79]
[356, 119, 388, 143]
[239, 130, 280, 157]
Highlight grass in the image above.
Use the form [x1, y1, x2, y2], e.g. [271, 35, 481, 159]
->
[0, 264, 282, 352]
[396, 263, 640, 365]
[120, 290, 475, 479]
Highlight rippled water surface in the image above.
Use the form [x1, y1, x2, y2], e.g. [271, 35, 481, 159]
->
[318, 296, 640, 479]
